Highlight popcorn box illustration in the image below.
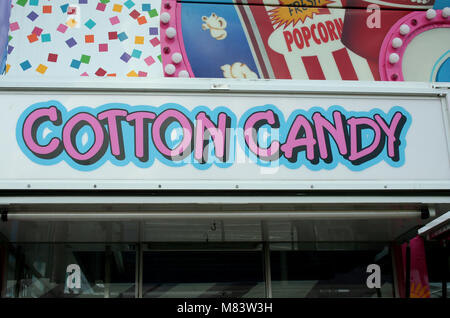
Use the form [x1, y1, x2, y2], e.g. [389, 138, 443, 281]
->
[169, 0, 376, 80]
[161, 0, 450, 82]
[249, 0, 375, 80]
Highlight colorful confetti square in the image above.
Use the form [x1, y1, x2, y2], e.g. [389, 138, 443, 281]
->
[142, 4, 151, 11]
[99, 43, 108, 52]
[144, 56, 155, 66]
[57, 24, 68, 33]
[30, 0, 39, 5]
[32, 27, 43, 36]
[85, 34, 95, 43]
[27, 11, 39, 22]
[5, 64, 11, 74]
[66, 37, 77, 48]
[137, 16, 147, 25]
[42, 5, 52, 14]
[60, 4, 69, 13]
[127, 70, 138, 77]
[10, 22, 20, 32]
[36, 64, 48, 74]
[41, 33, 51, 42]
[150, 37, 160, 47]
[148, 9, 158, 18]
[85, 19, 96, 29]
[70, 59, 81, 69]
[132, 49, 142, 59]
[96, 3, 106, 11]
[110, 16, 120, 25]
[48, 53, 58, 62]
[95, 68, 107, 76]
[107, 73, 117, 77]
[157, 55, 162, 62]
[16, 0, 28, 7]
[20, 60, 32, 71]
[27, 33, 38, 43]
[113, 4, 122, 12]
[81, 55, 91, 64]
[135, 36, 144, 44]
[81, 72, 89, 76]
[130, 10, 140, 19]
[124, 0, 135, 9]
[138, 71, 148, 77]
[108, 32, 118, 40]
[149, 27, 158, 35]
[68, 6, 77, 15]
[100, 0, 111, 3]
[7, 45, 14, 54]
[79, 0, 88, 4]
[118, 32, 128, 42]
[120, 53, 131, 63]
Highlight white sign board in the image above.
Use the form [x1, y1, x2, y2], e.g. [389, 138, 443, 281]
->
[0, 81, 449, 190]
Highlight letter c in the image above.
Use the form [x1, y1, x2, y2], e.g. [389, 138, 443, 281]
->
[244, 110, 280, 161]
[22, 106, 63, 159]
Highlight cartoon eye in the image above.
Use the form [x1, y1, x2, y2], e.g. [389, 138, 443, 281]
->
[202, 16, 207, 21]
[212, 13, 216, 17]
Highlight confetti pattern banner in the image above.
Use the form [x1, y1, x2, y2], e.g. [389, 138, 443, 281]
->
[5, 0, 163, 78]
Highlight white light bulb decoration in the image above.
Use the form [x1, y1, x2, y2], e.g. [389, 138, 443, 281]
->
[178, 70, 190, 78]
[165, 64, 176, 75]
[426, 9, 437, 20]
[399, 24, 410, 35]
[172, 52, 182, 64]
[392, 38, 403, 49]
[443, 7, 450, 18]
[161, 12, 171, 24]
[166, 27, 176, 39]
[389, 53, 400, 64]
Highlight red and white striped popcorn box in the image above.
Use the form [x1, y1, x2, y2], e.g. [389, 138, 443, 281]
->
[242, 0, 377, 80]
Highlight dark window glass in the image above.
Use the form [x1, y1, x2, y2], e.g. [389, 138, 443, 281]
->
[425, 241, 450, 298]
[142, 251, 264, 298]
[270, 244, 394, 298]
[3, 244, 136, 298]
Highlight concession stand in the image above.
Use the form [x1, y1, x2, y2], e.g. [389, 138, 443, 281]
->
[0, 0, 449, 298]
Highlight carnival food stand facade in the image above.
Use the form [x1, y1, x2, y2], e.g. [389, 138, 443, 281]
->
[0, 0, 449, 298]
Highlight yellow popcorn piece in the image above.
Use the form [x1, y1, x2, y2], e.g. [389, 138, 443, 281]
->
[135, 36, 144, 44]
[36, 64, 48, 74]
[127, 70, 138, 77]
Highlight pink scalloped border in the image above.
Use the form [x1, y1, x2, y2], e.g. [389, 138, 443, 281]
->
[160, 0, 194, 77]
[379, 9, 450, 81]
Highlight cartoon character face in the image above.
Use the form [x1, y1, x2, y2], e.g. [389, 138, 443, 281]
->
[221, 62, 258, 79]
[201, 13, 227, 40]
